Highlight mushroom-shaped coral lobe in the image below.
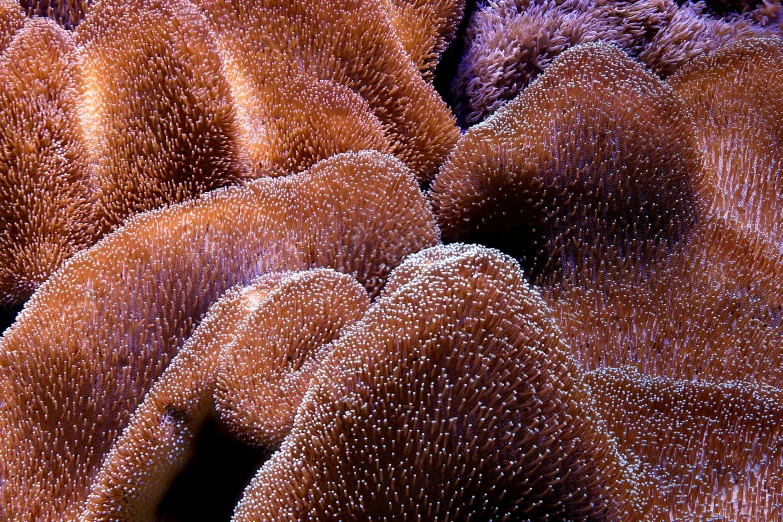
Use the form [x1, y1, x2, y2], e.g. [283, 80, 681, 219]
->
[0, 18, 98, 307]
[528, 42, 783, 385]
[668, 37, 783, 248]
[222, 73, 394, 178]
[234, 244, 650, 521]
[0, 151, 438, 521]
[21, 0, 90, 29]
[432, 42, 783, 385]
[75, 0, 248, 229]
[195, 0, 459, 183]
[431, 42, 703, 280]
[453, 0, 780, 124]
[0, 0, 24, 54]
[83, 269, 369, 521]
[586, 367, 783, 519]
[215, 270, 370, 447]
[383, 0, 465, 79]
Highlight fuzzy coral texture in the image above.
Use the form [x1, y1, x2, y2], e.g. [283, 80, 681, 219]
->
[1, 0, 783, 521]
[453, 0, 783, 124]
[432, 38, 783, 519]
[0, 0, 460, 306]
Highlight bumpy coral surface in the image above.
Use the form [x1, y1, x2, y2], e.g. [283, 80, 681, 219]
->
[433, 43, 704, 278]
[75, 0, 248, 229]
[0, 0, 459, 306]
[384, 0, 466, 79]
[213, 270, 371, 448]
[199, 0, 460, 180]
[234, 244, 650, 521]
[432, 38, 783, 517]
[0, 0, 24, 53]
[586, 367, 783, 519]
[2, 0, 782, 520]
[668, 37, 783, 247]
[0, 151, 437, 520]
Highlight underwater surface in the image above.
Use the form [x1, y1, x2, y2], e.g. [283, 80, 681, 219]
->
[1, 0, 782, 519]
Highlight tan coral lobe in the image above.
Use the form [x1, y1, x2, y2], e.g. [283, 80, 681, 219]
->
[196, 0, 459, 183]
[533, 41, 783, 385]
[84, 269, 369, 520]
[0, 0, 459, 308]
[432, 40, 783, 386]
[230, 74, 393, 177]
[234, 244, 650, 521]
[0, 18, 98, 307]
[432, 42, 703, 280]
[81, 281, 262, 522]
[75, 0, 248, 229]
[383, 0, 465, 79]
[0, 151, 438, 521]
[215, 270, 370, 447]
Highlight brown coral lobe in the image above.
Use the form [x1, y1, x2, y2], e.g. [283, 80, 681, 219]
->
[75, 0, 248, 229]
[234, 244, 650, 521]
[432, 42, 703, 279]
[0, 151, 437, 520]
[0, 17, 98, 306]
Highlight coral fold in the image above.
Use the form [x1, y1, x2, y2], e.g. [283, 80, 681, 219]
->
[83, 269, 369, 520]
[234, 244, 650, 521]
[0, 18, 98, 306]
[0, 151, 437, 521]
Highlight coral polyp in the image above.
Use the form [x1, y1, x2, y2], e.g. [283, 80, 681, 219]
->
[1, 0, 782, 520]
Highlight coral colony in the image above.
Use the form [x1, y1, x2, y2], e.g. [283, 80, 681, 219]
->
[0, 0, 781, 520]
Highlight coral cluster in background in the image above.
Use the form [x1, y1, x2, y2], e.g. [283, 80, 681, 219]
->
[1, 0, 783, 520]
[453, 0, 783, 124]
